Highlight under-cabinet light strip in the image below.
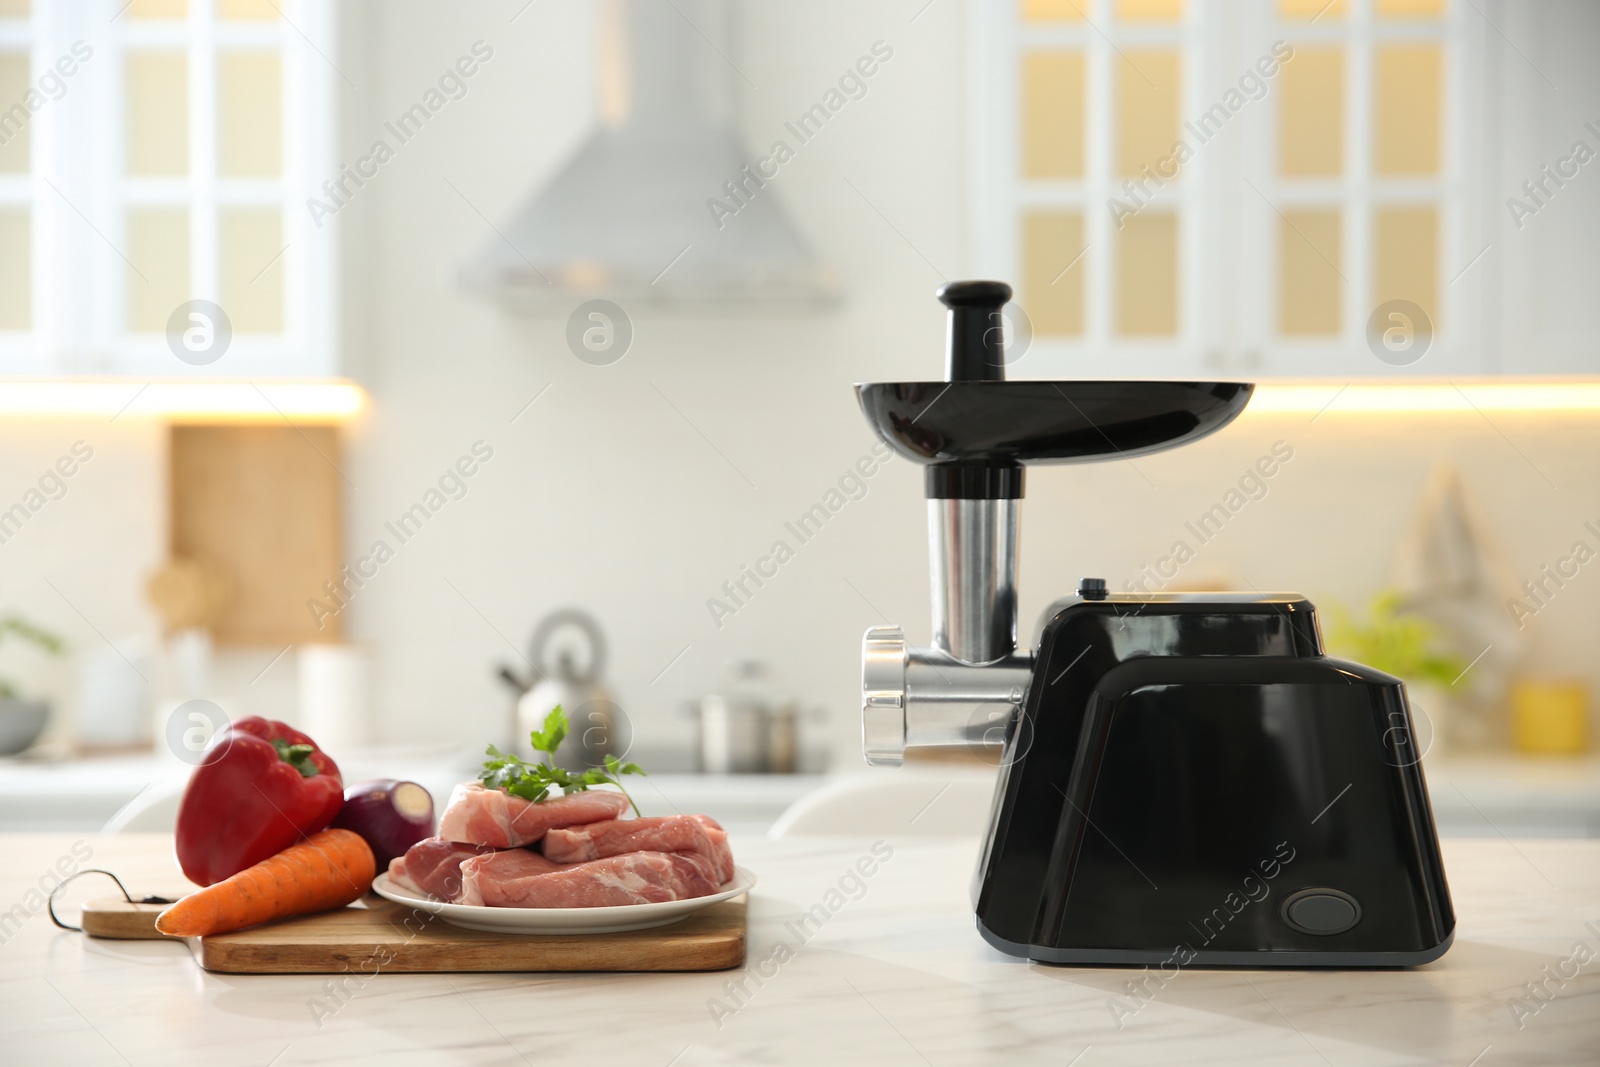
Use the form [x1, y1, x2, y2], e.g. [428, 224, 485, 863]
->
[1246, 382, 1600, 415]
[0, 381, 366, 421]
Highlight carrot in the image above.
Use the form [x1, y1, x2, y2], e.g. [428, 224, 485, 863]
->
[155, 828, 376, 937]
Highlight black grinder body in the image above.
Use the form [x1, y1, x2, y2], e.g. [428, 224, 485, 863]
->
[975, 594, 1456, 966]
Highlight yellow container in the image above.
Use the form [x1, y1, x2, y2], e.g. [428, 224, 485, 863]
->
[1511, 681, 1590, 754]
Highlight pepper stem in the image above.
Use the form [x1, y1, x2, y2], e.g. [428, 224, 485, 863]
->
[271, 738, 320, 778]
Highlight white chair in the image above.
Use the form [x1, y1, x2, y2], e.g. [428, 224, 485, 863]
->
[768, 771, 999, 838]
[103, 780, 185, 834]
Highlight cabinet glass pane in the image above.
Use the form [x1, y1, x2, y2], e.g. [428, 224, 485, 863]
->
[221, 209, 283, 333]
[1116, 211, 1178, 335]
[0, 2, 29, 17]
[1023, 211, 1086, 337]
[128, 209, 189, 332]
[0, 210, 27, 329]
[1278, 209, 1341, 335]
[1279, 47, 1342, 177]
[1117, 0, 1183, 19]
[1280, 0, 1344, 18]
[126, 0, 186, 17]
[1022, 0, 1090, 21]
[1374, 206, 1437, 330]
[218, 0, 279, 18]
[1375, 45, 1440, 176]
[1023, 52, 1085, 180]
[219, 53, 281, 177]
[0, 55, 29, 173]
[1376, 0, 1445, 17]
[1117, 51, 1181, 178]
[127, 54, 188, 175]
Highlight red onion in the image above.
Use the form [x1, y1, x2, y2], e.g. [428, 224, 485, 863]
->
[330, 779, 435, 869]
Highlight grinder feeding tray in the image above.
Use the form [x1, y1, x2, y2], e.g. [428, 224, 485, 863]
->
[854, 280, 1454, 967]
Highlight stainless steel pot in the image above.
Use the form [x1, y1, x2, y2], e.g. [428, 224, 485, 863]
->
[689, 661, 799, 774]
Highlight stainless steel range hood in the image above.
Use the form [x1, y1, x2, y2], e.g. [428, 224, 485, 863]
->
[459, 0, 836, 310]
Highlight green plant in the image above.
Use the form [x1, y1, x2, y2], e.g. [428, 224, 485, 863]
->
[1324, 592, 1466, 689]
[0, 614, 66, 700]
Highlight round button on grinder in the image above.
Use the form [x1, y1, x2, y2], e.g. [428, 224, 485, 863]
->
[1281, 888, 1362, 935]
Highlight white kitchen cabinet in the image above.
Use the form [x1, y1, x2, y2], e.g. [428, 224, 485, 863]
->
[969, 0, 1224, 380]
[0, 0, 337, 379]
[970, 0, 1591, 380]
[1485, 0, 1600, 376]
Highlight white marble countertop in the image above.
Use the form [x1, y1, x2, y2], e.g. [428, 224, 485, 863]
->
[3, 832, 1598, 1066]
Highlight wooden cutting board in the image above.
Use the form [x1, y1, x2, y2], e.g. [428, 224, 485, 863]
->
[81, 893, 747, 973]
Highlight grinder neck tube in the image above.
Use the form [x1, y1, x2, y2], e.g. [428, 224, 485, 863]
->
[927, 465, 1022, 666]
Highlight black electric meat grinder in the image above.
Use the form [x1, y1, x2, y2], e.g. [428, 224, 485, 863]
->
[855, 280, 1454, 967]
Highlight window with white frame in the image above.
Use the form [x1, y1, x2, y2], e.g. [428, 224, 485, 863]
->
[0, 0, 335, 376]
[971, 0, 1470, 376]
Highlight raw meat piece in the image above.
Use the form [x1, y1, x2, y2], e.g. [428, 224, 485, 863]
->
[455, 849, 564, 904]
[691, 815, 734, 882]
[459, 848, 723, 908]
[436, 782, 630, 848]
[387, 838, 497, 901]
[542, 814, 735, 883]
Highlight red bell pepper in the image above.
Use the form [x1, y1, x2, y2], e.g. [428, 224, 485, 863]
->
[174, 716, 345, 886]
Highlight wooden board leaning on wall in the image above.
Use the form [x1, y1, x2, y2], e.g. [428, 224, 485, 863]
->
[168, 425, 344, 645]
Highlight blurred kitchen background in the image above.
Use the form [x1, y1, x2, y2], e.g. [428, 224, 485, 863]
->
[0, 0, 1596, 835]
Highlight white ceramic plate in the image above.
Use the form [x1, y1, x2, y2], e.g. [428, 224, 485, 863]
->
[370, 866, 757, 935]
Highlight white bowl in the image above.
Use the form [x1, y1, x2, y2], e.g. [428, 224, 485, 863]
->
[370, 866, 757, 935]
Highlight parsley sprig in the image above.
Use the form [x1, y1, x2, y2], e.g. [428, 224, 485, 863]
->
[480, 705, 645, 815]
